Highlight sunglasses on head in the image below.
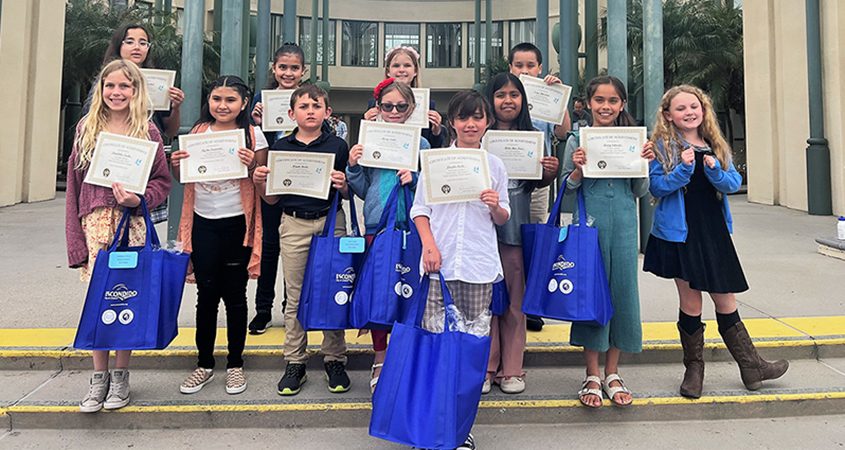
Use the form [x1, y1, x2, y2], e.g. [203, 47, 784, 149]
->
[379, 103, 410, 113]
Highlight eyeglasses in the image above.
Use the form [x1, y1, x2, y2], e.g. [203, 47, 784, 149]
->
[122, 39, 151, 49]
[379, 103, 410, 113]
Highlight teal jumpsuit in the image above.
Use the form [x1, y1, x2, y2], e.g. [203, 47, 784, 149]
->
[561, 136, 645, 354]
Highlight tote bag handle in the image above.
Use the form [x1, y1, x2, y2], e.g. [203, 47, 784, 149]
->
[546, 173, 588, 228]
[109, 196, 159, 252]
[321, 191, 363, 238]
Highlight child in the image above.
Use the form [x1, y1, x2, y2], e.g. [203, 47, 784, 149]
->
[252, 84, 352, 396]
[247, 43, 307, 335]
[363, 45, 445, 148]
[644, 85, 788, 398]
[561, 76, 655, 408]
[508, 42, 571, 332]
[65, 59, 172, 413]
[171, 76, 268, 396]
[484, 73, 559, 395]
[410, 90, 510, 450]
[346, 78, 431, 393]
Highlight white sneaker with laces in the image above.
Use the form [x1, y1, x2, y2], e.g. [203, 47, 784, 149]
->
[79, 371, 110, 413]
[499, 376, 525, 394]
[103, 369, 130, 410]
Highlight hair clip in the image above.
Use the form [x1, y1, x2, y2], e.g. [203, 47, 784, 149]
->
[373, 77, 396, 100]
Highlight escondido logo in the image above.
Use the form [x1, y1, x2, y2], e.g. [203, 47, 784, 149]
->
[395, 263, 411, 275]
[552, 255, 575, 271]
[104, 283, 138, 301]
[335, 267, 356, 283]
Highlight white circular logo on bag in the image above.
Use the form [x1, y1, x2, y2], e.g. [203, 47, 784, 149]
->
[118, 309, 134, 325]
[394, 281, 404, 296]
[547, 279, 558, 293]
[401, 283, 414, 299]
[101, 310, 117, 325]
[334, 291, 349, 305]
[559, 279, 574, 295]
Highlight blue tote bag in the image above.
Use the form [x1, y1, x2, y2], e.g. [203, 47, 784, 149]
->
[370, 276, 490, 449]
[520, 176, 614, 327]
[350, 182, 423, 329]
[297, 192, 365, 330]
[490, 280, 509, 316]
[74, 198, 190, 350]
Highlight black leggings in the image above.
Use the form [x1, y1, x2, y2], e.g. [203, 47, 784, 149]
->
[191, 214, 251, 369]
[255, 199, 283, 314]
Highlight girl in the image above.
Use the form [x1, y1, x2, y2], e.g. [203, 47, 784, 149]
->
[65, 59, 172, 413]
[346, 78, 431, 393]
[410, 90, 510, 450]
[171, 76, 268, 395]
[561, 76, 655, 408]
[644, 85, 788, 398]
[484, 73, 559, 395]
[247, 43, 307, 335]
[363, 46, 445, 148]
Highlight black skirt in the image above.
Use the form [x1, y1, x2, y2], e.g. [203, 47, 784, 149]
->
[644, 151, 748, 293]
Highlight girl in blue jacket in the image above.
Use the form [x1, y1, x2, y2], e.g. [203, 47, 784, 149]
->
[644, 85, 788, 399]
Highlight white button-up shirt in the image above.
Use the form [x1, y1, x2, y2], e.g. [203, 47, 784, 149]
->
[410, 149, 511, 284]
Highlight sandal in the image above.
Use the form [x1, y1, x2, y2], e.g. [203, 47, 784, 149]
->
[578, 375, 603, 408]
[602, 373, 633, 407]
[369, 363, 384, 394]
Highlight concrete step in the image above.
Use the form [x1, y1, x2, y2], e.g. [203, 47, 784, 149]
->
[2, 358, 844, 430]
[2, 316, 844, 371]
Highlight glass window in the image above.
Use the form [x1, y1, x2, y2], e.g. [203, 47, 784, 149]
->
[467, 21, 504, 66]
[385, 23, 420, 52]
[509, 19, 536, 48]
[342, 20, 379, 67]
[425, 23, 462, 68]
[270, 14, 284, 51]
[299, 17, 337, 65]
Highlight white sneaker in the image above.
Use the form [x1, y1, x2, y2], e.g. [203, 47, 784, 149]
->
[103, 369, 130, 410]
[225, 367, 247, 395]
[79, 371, 110, 413]
[481, 377, 491, 395]
[499, 376, 525, 394]
[180, 368, 214, 394]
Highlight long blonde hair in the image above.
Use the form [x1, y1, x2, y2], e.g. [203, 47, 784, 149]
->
[651, 85, 731, 173]
[75, 60, 151, 170]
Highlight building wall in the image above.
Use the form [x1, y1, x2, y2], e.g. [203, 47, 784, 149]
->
[743, 0, 844, 215]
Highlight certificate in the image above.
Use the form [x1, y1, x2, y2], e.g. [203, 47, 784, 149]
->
[357, 120, 422, 171]
[420, 149, 491, 205]
[84, 132, 158, 194]
[520, 74, 572, 124]
[579, 126, 648, 178]
[266, 151, 335, 199]
[261, 89, 296, 132]
[178, 129, 248, 183]
[140, 69, 176, 111]
[405, 88, 430, 128]
[482, 130, 544, 180]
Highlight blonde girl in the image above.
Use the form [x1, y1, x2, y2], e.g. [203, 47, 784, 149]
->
[66, 59, 172, 413]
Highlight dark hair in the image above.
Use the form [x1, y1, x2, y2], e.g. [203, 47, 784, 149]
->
[486, 73, 533, 131]
[585, 76, 637, 126]
[103, 23, 154, 67]
[508, 42, 542, 65]
[446, 90, 492, 142]
[290, 83, 330, 108]
[265, 43, 306, 89]
[196, 76, 254, 150]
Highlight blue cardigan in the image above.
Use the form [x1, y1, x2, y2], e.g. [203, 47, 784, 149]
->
[649, 141, 743, 242]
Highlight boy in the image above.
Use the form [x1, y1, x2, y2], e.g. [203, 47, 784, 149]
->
[509, 42, 571, 332]
[253, 84, 351, 396]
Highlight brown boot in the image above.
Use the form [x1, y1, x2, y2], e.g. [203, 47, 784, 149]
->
[720, 322, 789, 390]
[678, 324, 705, 399]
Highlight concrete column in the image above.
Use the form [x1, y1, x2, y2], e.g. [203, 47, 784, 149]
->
[640, 0, 664, 251]
[560, 0, 578, 91]
[283, 0, 297, 44]
[474, 0, 481, 87]
[256, 0, 271, 91]
[805, 0, 832, 215]
[584, 0, 599, 82]
[606, 0, 627, 87]
[321, 0, 330, 85]
[536, 0, 549, 77]
[485, 0, 492, 67]
[310, 0, 318, 83]
[221, 0, 245, 77]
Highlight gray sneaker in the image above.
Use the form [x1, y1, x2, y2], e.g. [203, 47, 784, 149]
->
[103, 369, 130, 410]
[79, 371, 110, 413]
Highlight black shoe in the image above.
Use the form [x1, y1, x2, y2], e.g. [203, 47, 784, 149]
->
[456, 433, 476, 450]
[526, 315, 544, 332]
[248, 312, 272, 335]
[277, 363, 307, 396]
[324, 361, 351, 393]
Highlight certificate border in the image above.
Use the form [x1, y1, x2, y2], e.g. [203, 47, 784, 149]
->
[140, 69, 176, 111]
[579, 126, 649, 178]
[519, 74, 572, 125]
[266, 150, 336, 199]
[482, 130, 544, 180]
[178, 129, 248, 183]
[404, 88, 431, 128]
[84, 132, 158, 195]
[261, 89, 297, 132]
[357, 120, 422, 172]
[421, 148, 491, 205]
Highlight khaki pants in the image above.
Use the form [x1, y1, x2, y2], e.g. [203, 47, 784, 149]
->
[281, 210, 347, 364]
[530, 185, 550, 224]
